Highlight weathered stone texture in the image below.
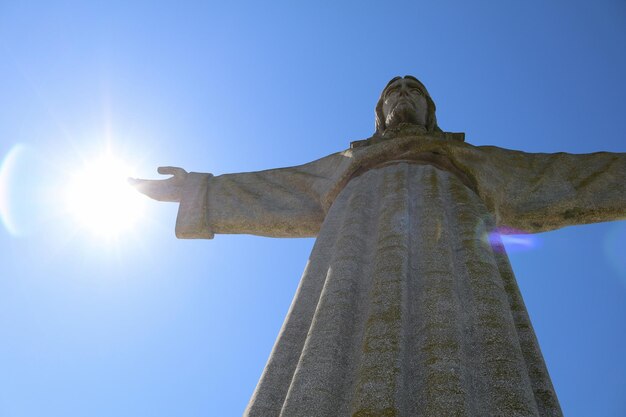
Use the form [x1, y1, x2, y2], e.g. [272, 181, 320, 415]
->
[132, 76, 626, 417]
[168, 131, 624, 417]
[244, 163, 561, 417]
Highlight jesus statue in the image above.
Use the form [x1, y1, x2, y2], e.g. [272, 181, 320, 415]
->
[131, 76, 626, 417]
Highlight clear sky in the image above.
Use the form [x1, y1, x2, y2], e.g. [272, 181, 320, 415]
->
[0, 1, 625, 416]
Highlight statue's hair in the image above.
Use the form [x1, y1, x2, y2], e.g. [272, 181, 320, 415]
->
[374, 75, 441, 135]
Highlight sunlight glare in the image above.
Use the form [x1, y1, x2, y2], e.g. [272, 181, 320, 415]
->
[65, 154, 144, 238]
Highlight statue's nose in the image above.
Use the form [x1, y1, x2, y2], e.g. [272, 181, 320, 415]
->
[398, 88, 411, 99]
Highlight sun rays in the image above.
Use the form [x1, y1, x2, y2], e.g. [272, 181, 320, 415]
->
[64, 151, 145, 239]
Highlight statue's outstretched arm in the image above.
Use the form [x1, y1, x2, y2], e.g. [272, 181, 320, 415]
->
[129, 152, 345, 240]
[465, 146, 626, 233]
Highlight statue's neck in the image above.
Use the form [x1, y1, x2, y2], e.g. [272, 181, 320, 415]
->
[380, 123, 429, 139]
[350, 124, 464, 149]
[351, 124, 430, 149]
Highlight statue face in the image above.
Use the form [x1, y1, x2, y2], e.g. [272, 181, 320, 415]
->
[381, 78, 428, 129]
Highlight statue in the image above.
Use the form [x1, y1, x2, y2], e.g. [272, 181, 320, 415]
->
[131, 76, 626, 417]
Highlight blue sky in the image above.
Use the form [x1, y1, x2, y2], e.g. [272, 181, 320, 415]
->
[0, 1, 625, 416]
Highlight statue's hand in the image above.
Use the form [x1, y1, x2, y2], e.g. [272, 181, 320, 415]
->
[128, 166, 188, 202]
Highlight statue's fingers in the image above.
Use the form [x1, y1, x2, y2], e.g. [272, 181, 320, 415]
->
[127, 177, 156, 190]
[157, 166, 186, 176]
[127, 175, 180, 202]
[128, 180, 168, 201]
[127, 178, 153, 192]
[127, 177, 142, 186]
[127, 177, 157, 187]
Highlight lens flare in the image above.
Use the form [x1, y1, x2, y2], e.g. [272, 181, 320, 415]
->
[0, 144, 49, 237]
[487, 227, 540, 253]
[0, 144, 24, 236]
[604, 222, 626, 286]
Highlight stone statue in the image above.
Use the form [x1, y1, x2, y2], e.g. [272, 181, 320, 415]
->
[130, 76, 626, 417]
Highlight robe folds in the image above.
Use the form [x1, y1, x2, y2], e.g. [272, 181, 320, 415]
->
[175, 131, 626, 417]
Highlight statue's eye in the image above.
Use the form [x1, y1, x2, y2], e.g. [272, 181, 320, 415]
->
[385, 87, 399, 97]
[411, 88, 423, 95]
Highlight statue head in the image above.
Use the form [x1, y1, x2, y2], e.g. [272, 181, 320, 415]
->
[375, 76, 440, 136]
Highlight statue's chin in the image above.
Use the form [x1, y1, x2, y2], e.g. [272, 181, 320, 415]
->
[385, 105, 424, 130]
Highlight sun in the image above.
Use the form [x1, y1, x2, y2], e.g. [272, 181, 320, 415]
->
[64, 153, 145, 238]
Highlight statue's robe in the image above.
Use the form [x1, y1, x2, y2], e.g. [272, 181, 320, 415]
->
[175, 132, 626, 417]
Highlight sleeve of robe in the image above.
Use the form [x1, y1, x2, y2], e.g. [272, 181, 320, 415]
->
[455, 145, 626, 234]
[174, 152, 349, 239]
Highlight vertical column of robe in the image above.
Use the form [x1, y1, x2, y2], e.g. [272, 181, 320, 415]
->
[399, 164, 476, 416]
[277, 167, 385, 416]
